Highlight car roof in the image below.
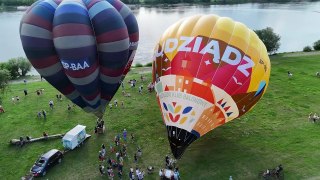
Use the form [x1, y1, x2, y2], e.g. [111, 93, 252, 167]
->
[41, 149, 60, 159]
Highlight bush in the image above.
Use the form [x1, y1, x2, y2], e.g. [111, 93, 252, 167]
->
[313, 40, 320, 51]
[303, 46, 312, 52]
[135, 63, 143, 67]
[254, 27, 281, 55]
[145, 62, 153, 67]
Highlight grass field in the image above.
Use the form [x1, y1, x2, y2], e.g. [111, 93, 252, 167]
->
[1, 53, 320, 180]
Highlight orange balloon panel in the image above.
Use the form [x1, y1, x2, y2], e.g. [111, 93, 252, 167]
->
[152, 15, 270, 159]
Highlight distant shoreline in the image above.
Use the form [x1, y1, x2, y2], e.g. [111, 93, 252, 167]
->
[0, 0, 311, 7]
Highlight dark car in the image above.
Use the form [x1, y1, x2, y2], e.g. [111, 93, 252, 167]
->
[30, 149, 63, 177]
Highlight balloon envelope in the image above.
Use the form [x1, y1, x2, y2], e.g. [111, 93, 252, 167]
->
[152, 15, 270, 159]
[20, 0, 139, 118]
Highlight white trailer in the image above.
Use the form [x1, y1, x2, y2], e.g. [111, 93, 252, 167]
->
[62, 125, 90, 150]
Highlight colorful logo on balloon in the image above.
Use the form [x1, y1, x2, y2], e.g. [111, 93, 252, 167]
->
[162, 102, 196, 125]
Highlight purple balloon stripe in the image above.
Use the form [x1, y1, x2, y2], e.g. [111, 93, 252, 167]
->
[53, 23, 94, 37]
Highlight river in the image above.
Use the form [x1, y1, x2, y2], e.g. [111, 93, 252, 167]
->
[0, 2, 319, 71]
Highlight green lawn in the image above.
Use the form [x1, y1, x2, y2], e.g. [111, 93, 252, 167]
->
[0, 53, 320, 180]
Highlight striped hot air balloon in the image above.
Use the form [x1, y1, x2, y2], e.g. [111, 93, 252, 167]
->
[20, 0, 139, 118]
[152, 15, 271, 159]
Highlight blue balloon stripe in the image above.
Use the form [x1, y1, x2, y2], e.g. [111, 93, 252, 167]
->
[31, 4, 55, 22]
[45, 69, 76, 91]
[71, 96, 87, 109]
[55, 46, 97, 60]
[53, 14, 92, 26]
[20, 36, 53, 48]
[98, 50, 129, 69]
[22, 47, 56, 59]
[101, 82, 120, 98]
[125, 15, 139, 34]
[72, 78, 100, 96]
[88, 1, 113, 19]
[38, 1, 56, 13]
[44, 0, 58, 9]
[55, 3, 88, 17]
[91, 9, 127, 35]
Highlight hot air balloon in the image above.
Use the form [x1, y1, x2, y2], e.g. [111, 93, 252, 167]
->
[152, 15, 271, 159]
[20, 0, 139, 118]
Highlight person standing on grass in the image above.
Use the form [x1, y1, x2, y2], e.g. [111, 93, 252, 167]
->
[37, 111, 42, 119]
[42, 110, 47, 120]
[24, 89, 28, 96]
[121, 100, 124, 108]
[174, 168, 180, 180]
[98, 151, 104, 162]
[137, 146, 142, 157]
[135, 168, 140, 178]
[118, 169, 123, 179]
[123, 129, 127, 142]
[114, 99, 118, 107]
[129, 168, 134, 180]
[23, 79, 27, 85]
[0, 105, 5, 113]
[138, 85, 143, 94]
[101, 144, 106, 158]
[121, 81, 124, 90]
[43, 132, 48, 139]
[49, 100, 54, 110]
[99, 165, 104, 176]
[134, 153, 138, 164]
[131, 133, 135, 143]
[67, 104, 72, 111]
[11, 97, 15, 104]
[16, 96, 20, 102]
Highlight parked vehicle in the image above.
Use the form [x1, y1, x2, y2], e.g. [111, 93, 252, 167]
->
[30, 149, 63, 177]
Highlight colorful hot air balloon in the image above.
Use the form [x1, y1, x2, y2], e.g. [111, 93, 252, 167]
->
[152, 15, 271, 159]
[20, 0, 139, 118]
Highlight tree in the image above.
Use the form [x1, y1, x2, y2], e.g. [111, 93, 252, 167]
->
[254, 27, 281, 55]
[6, 58, 20, 79]
[313, 40, 320, 51]
[2, 57, 31, 79]
[303, 46, 312, 52]
[17, 57, 31, 76]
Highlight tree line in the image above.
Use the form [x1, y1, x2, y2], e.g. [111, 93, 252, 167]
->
[0, 57, 31, 80]
[0, 0, 305, 6]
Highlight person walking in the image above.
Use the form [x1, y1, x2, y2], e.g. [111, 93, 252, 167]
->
[42, 110, 47, 120]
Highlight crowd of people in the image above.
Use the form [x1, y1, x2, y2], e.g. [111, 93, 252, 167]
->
[157, 155, 180, 180]
[97, 128, 149, 180]
[262, 164, 283, 178]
